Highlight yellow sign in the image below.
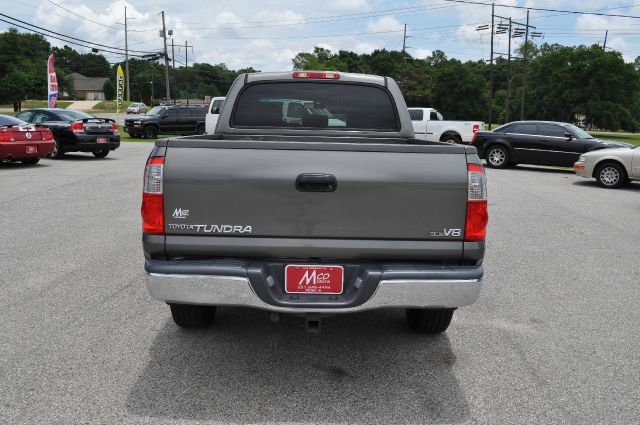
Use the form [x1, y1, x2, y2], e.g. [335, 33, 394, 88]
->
[116, 65, 125, 113]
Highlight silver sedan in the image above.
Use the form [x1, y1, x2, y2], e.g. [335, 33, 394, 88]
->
[574, 146, 640, 188]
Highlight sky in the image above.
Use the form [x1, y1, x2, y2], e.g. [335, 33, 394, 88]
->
[3, 0, 640, 71]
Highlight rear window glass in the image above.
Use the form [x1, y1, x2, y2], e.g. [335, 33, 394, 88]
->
[232, 82, 399, 130]
[0, 115, 27, 125]
[56, 110, 94, 121]
[408, 109, 423, 121]
[510, 124, 537, 135]
[539, 124, 566, 137]
[210, 99, 224, 114]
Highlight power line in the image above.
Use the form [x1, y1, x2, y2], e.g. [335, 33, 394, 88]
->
[45, 0, 123, 30]
[0, 17, 152, 57]
[0, 13, 156, 54]
[443, 0, 640, 19]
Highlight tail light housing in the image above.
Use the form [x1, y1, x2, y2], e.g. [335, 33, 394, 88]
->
[472, 124, 480, 133]
[141, 156, 164, 234]
[112, 123, 119, 135]
[70, 122, 85, 133]
[465, 163, 488, 241]
[40, 128, 53, 140]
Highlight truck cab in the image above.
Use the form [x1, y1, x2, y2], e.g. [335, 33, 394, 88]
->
[409, 107, 482, 144]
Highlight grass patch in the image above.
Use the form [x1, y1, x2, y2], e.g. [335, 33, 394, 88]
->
[591, 132, 640, 146]
[1, 100, 72, 110]
[117, 125, 171, 142]
[93, 100, 136, 112]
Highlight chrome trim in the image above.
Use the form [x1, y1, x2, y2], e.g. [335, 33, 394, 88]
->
[145, 273, 483, 313]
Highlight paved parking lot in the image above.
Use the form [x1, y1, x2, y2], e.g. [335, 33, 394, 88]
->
[1, 143, 639, 424]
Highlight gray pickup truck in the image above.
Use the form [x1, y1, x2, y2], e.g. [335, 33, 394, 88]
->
[141, 71, 488, 334]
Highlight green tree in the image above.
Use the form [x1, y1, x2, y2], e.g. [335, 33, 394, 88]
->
[103, 79, 115, 101]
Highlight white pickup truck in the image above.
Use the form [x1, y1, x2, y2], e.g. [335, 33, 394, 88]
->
[205, 96, 226, 134]
[409, 107, 483, 144]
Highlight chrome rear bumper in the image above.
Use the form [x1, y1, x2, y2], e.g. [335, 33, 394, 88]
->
[145, 272, 482, 314]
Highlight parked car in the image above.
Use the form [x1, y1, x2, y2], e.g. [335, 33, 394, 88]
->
[0, 114, 55, 164]
[14, 109, 119, 159]
[126, 103, 147, 114]
[205, 96, 225, 134]
[408, 107, 483, 144]
[141, 71, 488, 334]
[124, 105, 205, 139]
[574, 146, 639, 188]
[473, 120, 635, 168]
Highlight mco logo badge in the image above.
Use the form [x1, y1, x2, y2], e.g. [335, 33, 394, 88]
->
[25, 132, 32, 139]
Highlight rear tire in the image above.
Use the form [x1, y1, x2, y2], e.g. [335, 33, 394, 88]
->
[49, 139, 64, 159]
[21, 157, 40, 165]
[595, 162, 627, 188]
[92, 149, 109, 158]
[441, 133, 462, 145]
[485, 145, 510, 169]
[195, 125, 205, 135]
[143, 125, 158, 139]
[406, 308, 454, 334]
[169, 303, 216, 329]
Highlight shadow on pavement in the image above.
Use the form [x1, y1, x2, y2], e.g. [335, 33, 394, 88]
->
[49, 154, 115, 161]
[127, 308, 470, 424]
[508, 165, 574, 174]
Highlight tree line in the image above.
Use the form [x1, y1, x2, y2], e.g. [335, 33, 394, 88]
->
[2, 27, 640, 131]
[293, 44, 640, 131]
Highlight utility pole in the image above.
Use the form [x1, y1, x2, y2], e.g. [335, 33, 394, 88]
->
[505, 17, 512, 123]
[402, 23, 407, 54]
[603, 29, 608, 50]
[160, 11, 171, 104]
[124, 6, 130, 101]
[488, 3, 495, 130]
[171, 38, 175, 69]
[520, 9, 530, 120]
[183, 41, 193, 104]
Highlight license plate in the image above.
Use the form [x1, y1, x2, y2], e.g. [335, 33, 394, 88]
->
[26, 146, 36, 154]
[285, 265, 344, 294]
[97, 137, 107, 143]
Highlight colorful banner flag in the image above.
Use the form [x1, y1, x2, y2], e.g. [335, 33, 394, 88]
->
[116, 65, 125, 113]
[47, 54, 58, 109]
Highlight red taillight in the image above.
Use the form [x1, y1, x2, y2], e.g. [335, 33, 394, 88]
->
[141, 156, 165, 235]
[465, 163, 488, 241]
[292, 71, 340, 80]
[473, 124, 480, 133]
[70, 122, 84, 133]
[112, 123, 119, 134]
[42, 130, 53, 140]
[0, 130, 11, 142]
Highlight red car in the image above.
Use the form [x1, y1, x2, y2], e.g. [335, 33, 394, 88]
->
[0, 114, 55, 164]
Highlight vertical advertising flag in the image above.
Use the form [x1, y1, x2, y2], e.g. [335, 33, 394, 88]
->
[116, 65, 125, 114]
[47, 54, 58, 108]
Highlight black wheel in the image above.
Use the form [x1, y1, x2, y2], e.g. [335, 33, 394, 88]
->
[195, 125, 205, 135]
[169, 303, 216, 329]
[143, 125, 158, 139]
[21, 157, 40, 165]
[131, 134, 142, 139]
[441, 133, 462, 145]
[595, 162, 627, 189]
[406, 308, 454, 334]
[92, 149, 109, 158]
[485, 145, 510, 169]
[49, 138, 64, 159]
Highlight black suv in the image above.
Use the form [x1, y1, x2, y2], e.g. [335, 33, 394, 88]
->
[124, 105, 205, 139]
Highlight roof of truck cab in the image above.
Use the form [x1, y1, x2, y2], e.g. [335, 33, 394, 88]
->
[245, 71, 386, 86]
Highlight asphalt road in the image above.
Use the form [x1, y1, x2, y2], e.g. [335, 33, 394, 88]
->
[1, 143, 639, 424]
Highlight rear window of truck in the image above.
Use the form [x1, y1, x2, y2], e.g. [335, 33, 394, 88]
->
[231, 82, 399, 130]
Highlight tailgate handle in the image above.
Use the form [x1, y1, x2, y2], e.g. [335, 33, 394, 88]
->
[296, 173, 337, 192]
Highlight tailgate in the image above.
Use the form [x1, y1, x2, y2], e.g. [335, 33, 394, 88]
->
[162, 141, 468, 242]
